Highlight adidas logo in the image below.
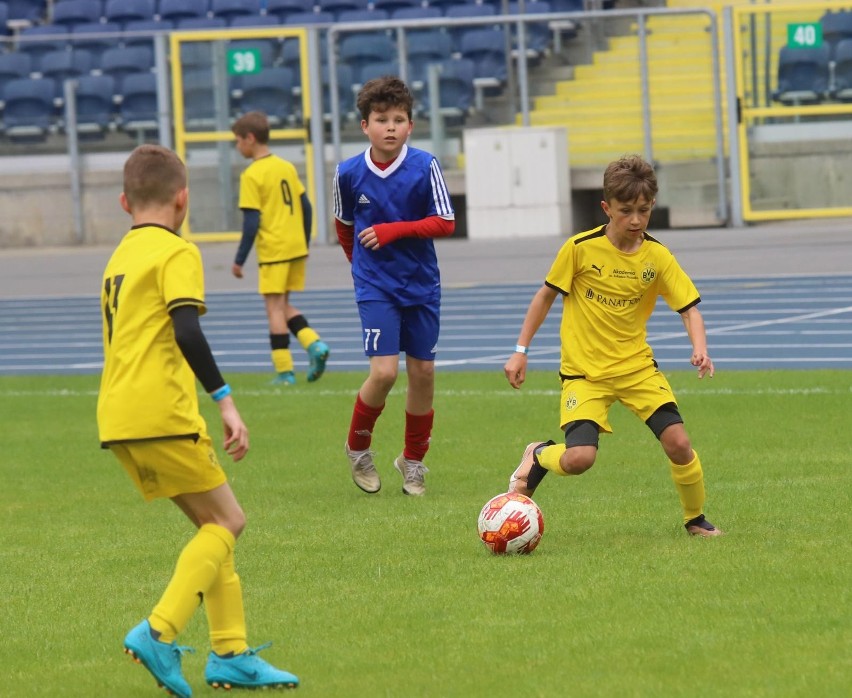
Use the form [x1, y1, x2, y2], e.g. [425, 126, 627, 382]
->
[358, 194, 371, 204]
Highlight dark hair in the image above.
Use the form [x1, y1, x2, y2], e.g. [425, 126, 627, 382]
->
[231, 110, 270, 144]
[602, 155, 658, 203]
[356, 76, 413, 122]
[123, 145, 186, 208]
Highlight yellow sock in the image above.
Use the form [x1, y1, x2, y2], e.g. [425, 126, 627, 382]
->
[295, 327, 320, 351]
[204, 550, 248, 656]
[670, 451, 706, 523]
[538, 444, 568, 475]
[271, 348, 294, 373]
[149, 524, 235, 642]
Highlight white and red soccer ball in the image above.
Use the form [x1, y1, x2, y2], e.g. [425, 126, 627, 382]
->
[477, 492, 544, 554]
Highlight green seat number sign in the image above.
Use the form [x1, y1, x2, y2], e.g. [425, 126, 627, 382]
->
[227, 48, 261, 75]
[787, 23, 822, 49]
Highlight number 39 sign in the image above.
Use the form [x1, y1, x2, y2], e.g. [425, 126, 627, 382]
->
[227, 48, 262, 75]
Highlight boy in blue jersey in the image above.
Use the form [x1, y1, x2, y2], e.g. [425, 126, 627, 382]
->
[332, 76, 455, 496]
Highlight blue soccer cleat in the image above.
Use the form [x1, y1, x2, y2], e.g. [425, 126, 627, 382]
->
[124, 619, 194, 698]
[271, 370, 296, 386]
[306, 340, 329, 383]
[205, 643, 299, 690]
[685, 514, 724, 537]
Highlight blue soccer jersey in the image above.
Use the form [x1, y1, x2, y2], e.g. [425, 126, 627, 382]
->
[333, 144, 454, 306]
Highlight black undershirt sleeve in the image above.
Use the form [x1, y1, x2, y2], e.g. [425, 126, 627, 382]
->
[170, 305, 225, 394]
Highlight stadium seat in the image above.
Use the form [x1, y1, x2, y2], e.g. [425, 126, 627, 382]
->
[69, 74, 116, 140]
[237, 67, 295, 126]
[821, 10, 852, 56]
[422, 0, 468, 12]
[337, 8, 390, 26]
[357, 59, 399, 89]
[118, 71, 158, 134]
[830, 39, 852, 101]
[373, 0, 420, 14]
[5, 0, 47, 24]
[508, 1, 553, 56]
[227, 39, 278, 69]
[264, 0, 313, 24]
[100, 45, 154, 81]
[211, 0, 261, 23]
[229, 13, 280, 28]
[38, 48, 95, 82]
[0, 3, 7, 36]
[122, 19, 173, 49]
[177, 18, 228, 70]
[181, 68, 224, 129]
[51, 0, 104, 27]
[284, 10, 334, 27]
[316, 0, 369, 21]
[339, 34, 396, 85]
[1, 76, 56, 142]
[321, 62, 354, 120]
[445, 4, 497, 53]
[417, 57, 474, 124]
[176, 16, 227, 31]
[406, 30, 452, 87]
[772, 45, 830, 105]
[70, 22, 123, 58]
[0, 52, 33, 96]
[158, 0, 210, 23]
[459, 26, 507, 86]
[17, 25, 70, 65]
[104, 0, 156, 28]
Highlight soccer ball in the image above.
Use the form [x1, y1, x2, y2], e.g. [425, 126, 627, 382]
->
[477, 492, 544, 555]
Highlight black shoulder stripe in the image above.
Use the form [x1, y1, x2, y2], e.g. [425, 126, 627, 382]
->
[677, 297, 701, 314]
[545, 280, 569, 296]
[166, 298, 204, 310]
[644, 232, 662, 244]
[573, 225, 607, 245]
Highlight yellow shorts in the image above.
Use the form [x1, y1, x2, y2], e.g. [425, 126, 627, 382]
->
[560, 364, 678, 433]
[258, 258, 306, 295]
[109, 431, 226, 502]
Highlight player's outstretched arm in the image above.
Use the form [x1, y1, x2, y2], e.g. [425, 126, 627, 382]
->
[504, 285, 558, 389]
[680, 306, 714, 379]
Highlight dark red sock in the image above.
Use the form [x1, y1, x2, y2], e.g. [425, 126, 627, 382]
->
[347, 393, 384, 451]
[403, 409, 434, 461]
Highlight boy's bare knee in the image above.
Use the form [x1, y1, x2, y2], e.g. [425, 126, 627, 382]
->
[561, 447, 596, 475]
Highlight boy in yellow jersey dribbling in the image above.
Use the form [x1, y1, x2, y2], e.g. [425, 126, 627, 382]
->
[504, 155, 723, 538]
[97, 144, 300, 697]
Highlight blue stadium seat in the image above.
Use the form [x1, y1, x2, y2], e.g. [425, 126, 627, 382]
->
[237, 67, 295, 126]
[51, 0, 104, 27]
[321, 62, 354, 120]
[373, 0, 420, 14]
[830, 38, 852, 101]
[337, 8, 389, 25]
[821, 10, 852, 56]
[181, 68, 225, 129]
[176, 17, 227, 72]
[0, 3, 8, 36]
[0, 51, 33, 87]
[104, 0, 156, 28]
[264, 0, 313, 24]
[284, 11, 334, 27]
[118, 71, 158, 134]
[459, 26, 507, 84]
[406, 30, 452, 87]
[211, 0, 260, 23]
[317, 0, 369, 21]
[158, 0, 210, 23]
[122, 19, 173, 48]
[70, 22, 122, 58]
[176, 16, 227, 31]
[772, 45, 830, 105]
[229, 13, 280, 28]
[508, 1, 552, 56]
[100, 45, 154, 81]
[1, 76, 56, 142]
[357, 59, 399, 89]
[17, 25, 70, 65]
[6, 0, 47, 24]
[38, 48, 95, 82]
[423, 0, 468, 11]
[417, 57, 474, 123]
[392, 6, 442, 41]
[339, 34, 396, 84]
[69, 73, 116, 140]
[445, 4, 497, 52]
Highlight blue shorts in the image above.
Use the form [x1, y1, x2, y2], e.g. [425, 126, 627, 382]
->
[357, 299, 440, 360]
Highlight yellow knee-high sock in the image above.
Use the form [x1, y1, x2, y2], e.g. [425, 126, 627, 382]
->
[670, 451, 706, 523]
[538, 444, 568, 475]
[149, 524, 235, 642]
[271, 348, 294, 373]
[204, 550, 248, 656]
[295, 327, 320, 351]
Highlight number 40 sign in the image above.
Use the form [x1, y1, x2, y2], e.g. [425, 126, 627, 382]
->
[787, 22, 823, 49]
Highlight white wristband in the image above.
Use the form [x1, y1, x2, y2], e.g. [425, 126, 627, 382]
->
[514, 344, 528, 354]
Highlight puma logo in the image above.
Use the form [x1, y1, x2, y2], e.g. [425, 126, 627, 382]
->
[591, 264, 604, 276]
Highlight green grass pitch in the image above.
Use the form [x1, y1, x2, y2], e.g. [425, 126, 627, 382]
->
[2, 369, 850, 697]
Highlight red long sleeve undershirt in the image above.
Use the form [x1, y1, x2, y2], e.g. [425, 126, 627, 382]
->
[335, 216, 454, 263]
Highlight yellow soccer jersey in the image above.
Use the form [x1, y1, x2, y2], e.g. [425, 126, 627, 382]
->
[239, 154, 307, 264]
[97, 224, 208, 444]
[546, 225, 700, 381]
